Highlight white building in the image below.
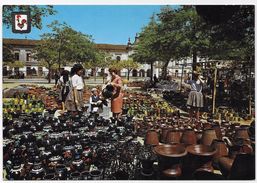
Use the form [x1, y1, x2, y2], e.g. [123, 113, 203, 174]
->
[3, 37, 202, 79]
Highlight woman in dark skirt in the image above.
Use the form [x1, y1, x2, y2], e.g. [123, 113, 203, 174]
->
[57, 70, 71, 112]
[184, 71, 205, 121]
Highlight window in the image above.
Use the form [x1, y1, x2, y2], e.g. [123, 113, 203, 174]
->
[15, 53, 19, 61]
[26, 53, 31, 61]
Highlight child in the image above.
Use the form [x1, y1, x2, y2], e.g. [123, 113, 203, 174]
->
[90, 88, 103, 113]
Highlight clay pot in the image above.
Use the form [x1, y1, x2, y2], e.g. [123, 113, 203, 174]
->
[154, 144, 187, 179]
[195, 130, 203, 143]
[211, 139, 229, 168]
[89, 169, 103, 180]
[29, 164, 46, 180]
[180, 128, 197, 146]
[70, 171, 81, 180]
[8, 164, 25, 180]
[81, 170, 90, 180]
[165, 129, 181, 144]
[219, 153, 255, 180]
[228, 153, 255, 180]
[43, 173, 56, 180]
[201, 128, 217, 146]
[202, 122, 212, 130]
[55, 164, 68, 180]
[212, 124, 223, 140]
[160, 127, 172, 143]
[71, 159, 84, 172]
[234, 127, 250, 139]
[184, 144, 217, 177]
[145, 129, 159, 146]
[218, 156, 234, 177]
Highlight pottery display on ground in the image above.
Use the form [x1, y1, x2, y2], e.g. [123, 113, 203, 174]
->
[154, 144, 187, 179]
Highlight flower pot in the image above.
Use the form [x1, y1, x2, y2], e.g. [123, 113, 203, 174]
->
[201, 128, 218, 146]
[144, 129, 159, 146]
[43, 173, 56, 180]
[55, 164, 68, 180]
[165, 129, 181, 144]
[154, 144, 187, 179]
[180, 128, 197, 146]
[184, 144, 217, 177]
[160, 127, 172, 143]
[81, 170, 90, 180]
[211, 139, 229, 169]
[70, 171, 81, 180]
[8, 164, 24, 180]
[90, 169, 103, 180]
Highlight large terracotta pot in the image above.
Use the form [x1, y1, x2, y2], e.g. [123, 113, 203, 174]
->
[202, 122, 212, 130]
[165, 129, 181, 144]
[154, 144, 187, 179]
[228, 153, 255, 180]
[160, 127, 172, 143]
[234, 126, 250, 139]
[211, 139, 229, 168]
[180, 128, 197, 146]
[201, 128, 217, 146]
[144, 129, 159, 146]
[219, 153, 255, 180]
[183, 144, 217, 177]
[212, 124, 223, 140]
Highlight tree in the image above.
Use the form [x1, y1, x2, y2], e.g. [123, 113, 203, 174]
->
[156, 6, 211, 73]
[6, 61, 25, 69]
[3, 44, 15, 63]
[39, 21, 96, 74]
[32, 39, 58, 83]
[195, 5, 254, 61]
[120, 59, 140, 80]
[3, 5, 56, 29]
[132, 14, 159, 81]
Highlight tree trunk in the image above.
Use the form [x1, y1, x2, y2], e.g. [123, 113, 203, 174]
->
[161, 60, 170, 80]
[150, 61, 153, 82]
[102, 68, 105, 84]
[48, 66, 51, 84]
[127, 69, 130, 80]
[192, 50, 197, 71]
[58, 49, 61, 73]
[94, 67, 97, 82]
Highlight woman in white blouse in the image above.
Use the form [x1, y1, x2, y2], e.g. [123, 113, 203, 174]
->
[66, 64, 85, 112]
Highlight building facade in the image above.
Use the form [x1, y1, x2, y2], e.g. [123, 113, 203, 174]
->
[3, 37, 198, 79]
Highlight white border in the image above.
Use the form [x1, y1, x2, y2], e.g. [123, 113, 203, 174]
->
[0, 1, 256, 183]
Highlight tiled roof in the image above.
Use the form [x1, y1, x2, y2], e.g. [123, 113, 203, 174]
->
[95, 44, 128, 52]
[3, 38, 40, 46]
[3, 38, 128, 52]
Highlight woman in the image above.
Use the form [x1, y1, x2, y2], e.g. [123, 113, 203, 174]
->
[66, 64, 85, 113]
[57, 70, 71, 112]
[109, 68, 123, 119]
[184, 71, 204, 121]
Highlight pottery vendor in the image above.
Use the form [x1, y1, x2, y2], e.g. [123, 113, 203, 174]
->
[108, 68, 124, 119]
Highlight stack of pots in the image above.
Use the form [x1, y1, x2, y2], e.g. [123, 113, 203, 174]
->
[3, 110, 137, 180]
[143, 116, 255, 180]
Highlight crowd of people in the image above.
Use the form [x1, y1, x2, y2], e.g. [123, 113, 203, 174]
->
[55, 64, 124, 119]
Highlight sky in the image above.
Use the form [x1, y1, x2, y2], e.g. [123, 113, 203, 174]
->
[3, 5, 178, 45]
